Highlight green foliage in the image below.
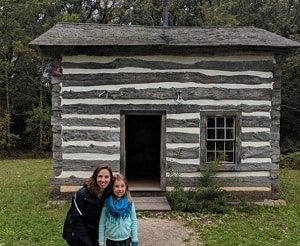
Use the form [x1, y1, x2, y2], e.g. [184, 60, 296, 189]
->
[281, 50, 300, 153]
[25, 106, 52, 150]
[167, 164, 184, 191]
[199, 156, 221, 187]
[280, 152, 300, 169]
[0, 0, 299, 154]
[0, 108, 20, 150]
[167, 185, 229, 214]
[59, 13, 81, 22]
[167, 157, 229, 214]
[186, 169, 300, 246]
[199, 1, 239, 26]
[0, 109, 10, 148]
[0, 0, 52, 154]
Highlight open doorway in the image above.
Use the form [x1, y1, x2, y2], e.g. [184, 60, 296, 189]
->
[120, 111, 166, 190]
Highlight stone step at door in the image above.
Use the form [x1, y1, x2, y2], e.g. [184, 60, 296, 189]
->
[133, 196, 171, 211]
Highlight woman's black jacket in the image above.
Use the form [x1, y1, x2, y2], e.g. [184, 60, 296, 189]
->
[63, 187, 104, 246]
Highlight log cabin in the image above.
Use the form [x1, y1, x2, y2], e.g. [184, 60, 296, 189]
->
[30, 23, 300, 202]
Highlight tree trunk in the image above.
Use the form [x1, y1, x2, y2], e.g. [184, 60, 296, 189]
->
[5, 69, 12, 156]
[38, 60, 46, 150]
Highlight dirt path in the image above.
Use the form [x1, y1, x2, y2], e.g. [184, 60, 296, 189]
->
[138, 217, 202, 246]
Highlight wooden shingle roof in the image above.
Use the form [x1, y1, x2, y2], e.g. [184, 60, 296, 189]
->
[30, 22, 300, 55]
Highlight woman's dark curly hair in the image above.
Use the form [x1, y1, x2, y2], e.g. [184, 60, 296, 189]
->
[84, 164, 113, 198]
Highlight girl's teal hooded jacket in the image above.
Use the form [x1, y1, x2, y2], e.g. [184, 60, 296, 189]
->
[98, 202, 138, 246]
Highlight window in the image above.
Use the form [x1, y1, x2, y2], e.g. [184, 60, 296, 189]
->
[200, 111, 241, 166]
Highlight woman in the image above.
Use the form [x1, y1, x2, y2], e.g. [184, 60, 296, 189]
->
[63, 164, 113, 246]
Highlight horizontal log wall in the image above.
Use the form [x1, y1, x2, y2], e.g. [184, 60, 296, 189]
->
[51, 54, 280, 199]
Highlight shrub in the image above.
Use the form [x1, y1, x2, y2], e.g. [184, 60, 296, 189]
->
[280, 152, 300, 169]
[166, 157, 229, 214]
[167, 186, 229, 214]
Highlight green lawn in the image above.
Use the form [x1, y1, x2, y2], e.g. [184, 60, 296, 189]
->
[186, 169, 300, 246]
[0, 159, 299, 245]
[0, 159, 69, 246]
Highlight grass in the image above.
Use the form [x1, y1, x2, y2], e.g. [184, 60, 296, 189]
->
[185, 169, 300, 246]
[0, 159, 299, 245]
[0, 159, 69, 246]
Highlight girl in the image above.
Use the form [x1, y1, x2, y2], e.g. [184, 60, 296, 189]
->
[98, 174, 139, 246]
[63, 164, 113, 246]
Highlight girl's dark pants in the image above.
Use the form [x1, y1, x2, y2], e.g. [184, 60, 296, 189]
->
[106, 238, 131, 246]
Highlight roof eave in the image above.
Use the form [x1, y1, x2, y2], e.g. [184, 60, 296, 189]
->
[32, 44, 299, 58]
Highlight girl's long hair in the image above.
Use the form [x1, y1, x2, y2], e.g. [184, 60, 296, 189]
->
[112, 174, 133, 203]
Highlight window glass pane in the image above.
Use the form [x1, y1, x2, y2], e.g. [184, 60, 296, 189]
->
[225, 152, 234, 162]
[207, 129, 215, 139]
[226, 117, 234, 127]
[207, 141, 215, 151]
[217, 129, 224, 139]
[207, 152, 215, 162]
[225, 141, 234, 150]
[216, 141, 224, 151]
[226, 129, 234, 139]
[217, 117, 224, 127]
[216, 151, 226, 161]
[207, 117, 215, 127]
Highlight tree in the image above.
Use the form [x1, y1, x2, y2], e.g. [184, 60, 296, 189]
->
[26, 105, 52, 150]
[0, 0, 55, 154]
[0, 0, 299, 156]
[281, 50, 300, 152]
[0, 1, 25, 155]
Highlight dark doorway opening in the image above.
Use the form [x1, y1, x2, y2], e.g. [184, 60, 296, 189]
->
[125, 115, 161, 182]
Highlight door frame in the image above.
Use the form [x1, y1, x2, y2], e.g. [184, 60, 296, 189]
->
[120, 110, 166, 190]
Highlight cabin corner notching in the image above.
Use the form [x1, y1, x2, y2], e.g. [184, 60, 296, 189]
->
[30, 23, 300, 201]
